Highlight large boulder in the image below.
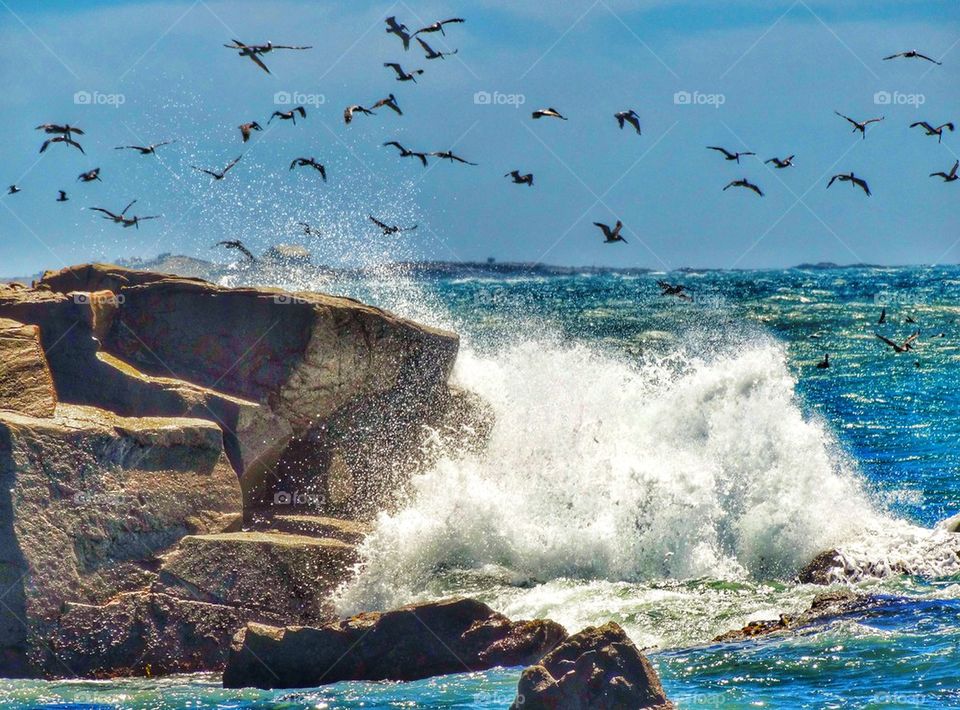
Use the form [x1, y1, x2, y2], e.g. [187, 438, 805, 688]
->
[0, 318, 56, 417]
[511, 623, 673, 710]
[223, 597, 568, 689]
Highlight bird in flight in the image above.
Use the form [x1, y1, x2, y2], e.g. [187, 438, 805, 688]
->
[878, 308, 887, 325]
[56, 190, 68, 202]
[36, 123, 84, 138]
[115, 140, 175, 155]
[238, 122, 262, 142]
[371, 93, 402, 116]
[289, 157, 326, 181]
[40, 135, 84, 154]
[883, 50, 941, 65]
[344, 104, 376, 124]
[7, 185, 21, 195]
[384, 62, 424, 82]
[269, 106, 306, 124]
[593, 220, 627, 244]
[532, 108, 567, 120]
[505, 170, 534, 186]
[723, 178, 764, 196]
[615, 110, 641, 134]
[89, 199, 159, 228]
[77, 168, 101, 183]
[296, 221, 319, 236]
[192, 156, 241, 181]
[827, 172, 871, 196]
[415, 18, 465, 36]
[765, 155, 795, 169]
[930, 160, 959, 182]
[876, 331, 920, 353]
[369, 215, 417, 234]
[707, 146, 755, 163]
[223, 40, 312, 74]
[910, 121, 954, 143]
[416, 37, 457, 60]
[431, 150, 477, 165]
[657, 280, 692, 301]
[383, 141, 429, 166]
[834, 111, 884, 139]
[385, 17, 413, 50]
[214, 240, 256, 261]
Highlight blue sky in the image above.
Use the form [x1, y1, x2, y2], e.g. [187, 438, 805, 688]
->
[0, 0, 957, 275]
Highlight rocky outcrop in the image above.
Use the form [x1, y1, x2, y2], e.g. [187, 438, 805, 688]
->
[511, 623, 673, 710]
[223, 597, 567, 689]
[0, 318, 56, 417]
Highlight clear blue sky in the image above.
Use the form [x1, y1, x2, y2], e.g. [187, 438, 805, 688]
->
[0, 0, 957, 276]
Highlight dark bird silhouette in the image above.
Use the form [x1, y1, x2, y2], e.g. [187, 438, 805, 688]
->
[879, 308, 887, 325]
[383, 141, 428, 166]
[223, 39, 312, 74]
[40, 135, 84, 154]
[834, 111, 884, 139]
[371, 93, 402, 116]
[115, 140, 175, 155]
[532, 108, 567, 120]
[431, 150, 477, 165]
[415, 18, 465, 36]
[615, 110, 641, 134]
[289, 157, 326, 181]
[296, 221, 318, 236]
[344, 104, 375, 124]
[239, 122, 262, 142]
[269, 106, 306, 124]
[416, 37, 457, 59]
[905, 315, 917, 324]
[930, 159, 959, 182]
[214, 240, 256, 261]
[192, 156, 241, 180]
[88, 199, 159, 228]
[910, 121, 954, 143]
[384, 62, 424, 82]
[765, 155, 795, 169]
[56, 190, 68, 202]
[657, 280, 692, 301]
[816, 353, 830, 369]
[707, 146, 755, 163]
[369, 215, 417, 234]
[883, 50, 941, 65]
[385, 17, 413, 50]
[723, 178, 764, 196]
[77, 168, 101, 183]
[36, 123, 84, 138]
[876, 331, 920, 353]
[593, 220, 627, 244]
[505, 170, 534, 186]
[7, 185, 21, 195]
[827, 172, 871, 196]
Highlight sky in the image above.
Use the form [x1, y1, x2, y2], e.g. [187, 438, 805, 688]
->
[0, 0, 957, 276]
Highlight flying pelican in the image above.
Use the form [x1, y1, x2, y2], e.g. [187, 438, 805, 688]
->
[385, 17, 412, 50]
[223, 40, 312, 74]
[371, 94, 402, 116]
[657, 280, 692, 301]
[289, 157, 326, 181]
[593, 220, 627, 244]
[879, 308, 886, 325]
[89, 199, 158, 228]
[214, 240, 256, 261]
[114, 140, 175, 155]
[384, 62, 424, 82]
[36, 123, 84, 138]
[827, 172, 871, 196]
[431, 150, 477, 165]
[296, 221, 318, 236]
[239, 122, 262, 142]
[7, 185, 21, 195]
[40, 135, 84, 154]
[883, 50, 941, 65]
[415, 18, 465, 36]
[765, 155, 795, 169]
[834, 111, 884, 139]
[816, 354, 830, 369]
[723, 178, 764, 196]
[192, 156, 241, 180]
[910, 121, 954, 143]
[344, 105, 375, 124]
[77, 168, 101, 183]
[504, 170, 534, 186]
[532, 108, 567, 120]
[615, 110, 641, 134]
[930, 160, 959, 182]
[383, 141, 429, 166]
[269, 106, 306, 124]
[369, 216, 417, 234]
[876, 331, 920, 353]
[707, 146, 755, 163]
[56, 190, 68, 202]
[416, 37, 457, 59]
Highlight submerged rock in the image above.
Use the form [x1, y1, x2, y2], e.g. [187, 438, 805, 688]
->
[223, 597, 567, 689]
[511, 622, 673, 710]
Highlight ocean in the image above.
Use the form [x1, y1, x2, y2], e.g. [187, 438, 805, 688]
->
[6, 264, 960, 708]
